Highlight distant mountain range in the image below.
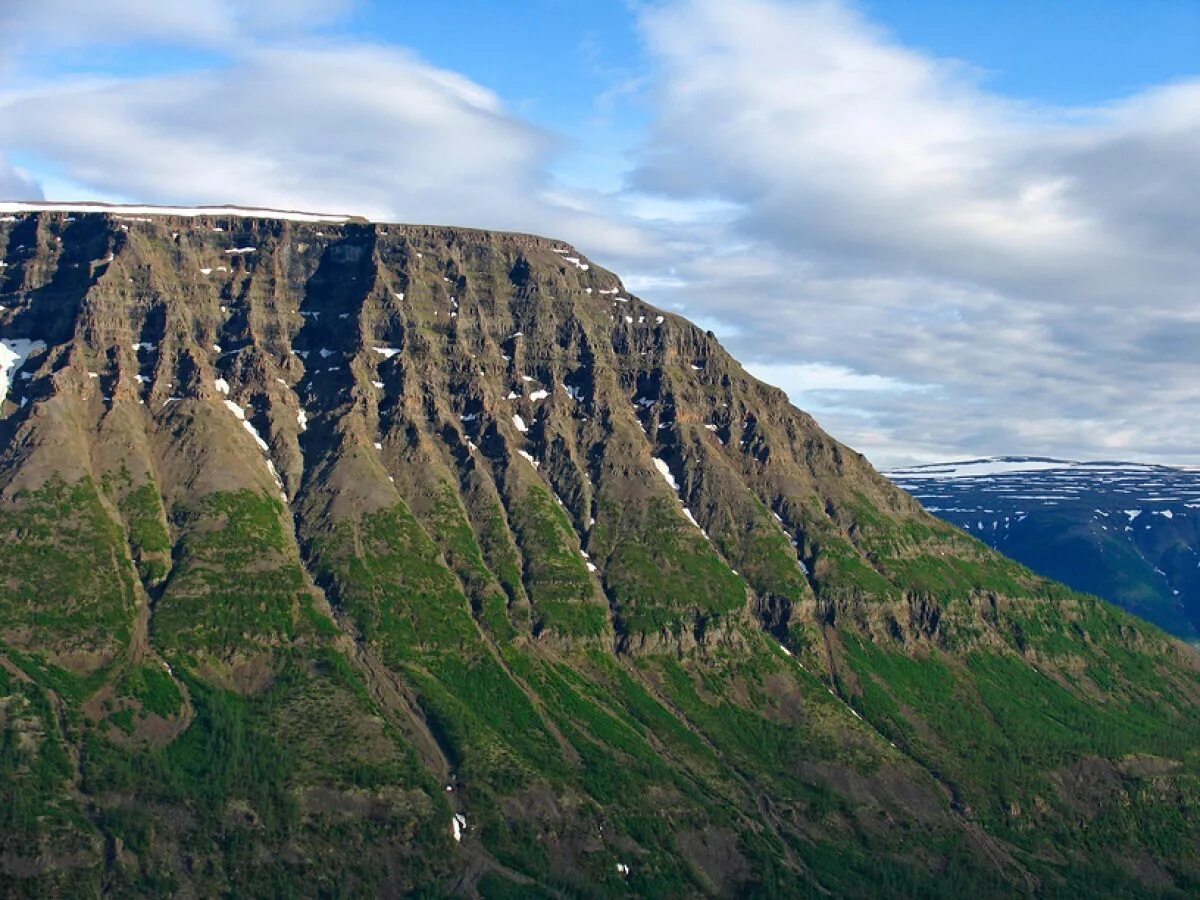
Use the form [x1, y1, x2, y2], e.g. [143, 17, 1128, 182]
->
[888, 456, 1200, 642]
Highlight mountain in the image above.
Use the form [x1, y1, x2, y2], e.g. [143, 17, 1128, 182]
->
[888, 457, 1200, 643]
[2, 204, 1199, 898]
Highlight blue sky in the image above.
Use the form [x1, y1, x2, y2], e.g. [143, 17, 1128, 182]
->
[1, 0, 1198, 466]
[863, 0, 1199, 103]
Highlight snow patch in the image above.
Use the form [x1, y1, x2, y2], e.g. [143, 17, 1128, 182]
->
[0, 339, 45, 402]
[0, 201, 353, 223]
[681, 508, 706, 536]
[512, 414, 528, 433]
[223, 399, 271, 453]
[889, 457, 1078, 480]
[652, 458, 679, 491]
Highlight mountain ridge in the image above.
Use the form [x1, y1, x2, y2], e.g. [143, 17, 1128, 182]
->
[888, 454, 1199, 477]
[888, 455, 1200, 643]
[2, 207, 1199, 897]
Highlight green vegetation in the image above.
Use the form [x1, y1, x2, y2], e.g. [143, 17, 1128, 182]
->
[506, 482, 608, 638]
[0, 477, 137, 652]
[713, 496, 811, 608]
[842, 634, 1200, 862]
[118, 482, 172, 585]
[154, 490, 306, 654]
[807, 496, 1041, 607]
[594, 496, 745, 635]
[0, 676, 79, 840]
[307, 500, 571, 793]
[475, 498, 531, 630]
[0, 646, 453, 897]
[118, 662, 183, 718]
[309, 500, 480, 657]
[419, 484, 516, 640]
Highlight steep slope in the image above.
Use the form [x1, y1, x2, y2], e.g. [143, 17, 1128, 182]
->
[2, 205, 1199, 898]
[889, 457, 1200, 643]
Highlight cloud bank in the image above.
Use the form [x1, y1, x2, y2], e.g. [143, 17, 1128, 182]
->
[629, 0, 1200, 465]
[0, 3, 648, 257]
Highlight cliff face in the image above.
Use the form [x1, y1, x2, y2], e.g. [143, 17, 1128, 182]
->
[1, 206, 1199, 897]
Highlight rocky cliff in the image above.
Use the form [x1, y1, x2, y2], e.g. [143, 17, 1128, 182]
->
[1, 205, 1198, 898]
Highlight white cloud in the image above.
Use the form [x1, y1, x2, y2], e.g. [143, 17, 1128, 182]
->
[0, 0, 351, 52]
[745, 362, 926, 396]
[0, 152, 42, 200]
[0, 46, 542, 224]
[0, 41, 649, 257]
[0, 0, 655, 257]
[627, 0, 1200, 466]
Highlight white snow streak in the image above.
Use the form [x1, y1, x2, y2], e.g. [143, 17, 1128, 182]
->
[0, 339, 45, 402]
[652, 457, 679, 491]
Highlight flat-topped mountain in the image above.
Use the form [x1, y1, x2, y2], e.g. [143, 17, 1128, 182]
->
[889, 456, 1200, 642]
[2, 206, 1199, 897]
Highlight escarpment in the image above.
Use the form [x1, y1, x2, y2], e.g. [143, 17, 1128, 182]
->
[2, 205, 1198, 898]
